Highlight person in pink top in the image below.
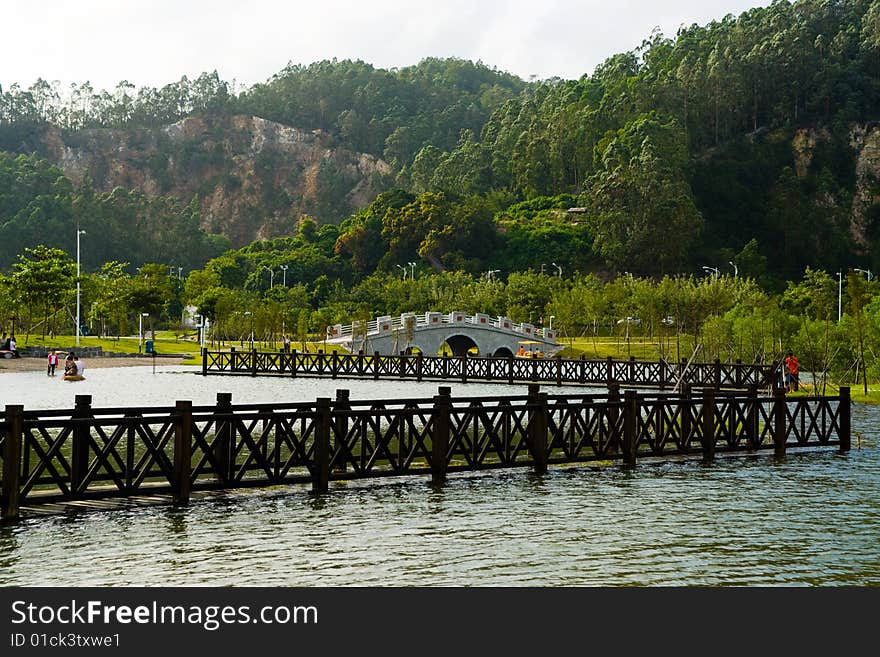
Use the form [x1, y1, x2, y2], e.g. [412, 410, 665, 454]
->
[47, 349, 59, 376]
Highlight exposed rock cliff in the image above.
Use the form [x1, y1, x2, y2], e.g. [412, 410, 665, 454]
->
[38, 115, 393, 247]
[850, 124, 880, 248]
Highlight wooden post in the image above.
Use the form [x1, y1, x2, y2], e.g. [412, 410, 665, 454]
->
[555, 354, 563, 386]
[629, 356, 636, 384]
[606, 356, 614, 388]
[373, 351, 381, 380]
[399, 352, 407, 379]
[714, 358, 722, 390]
[607, 383, 621, 447]
[701, 388, 716, 462]
[416, 352, 423, 382]
[442, 352, 449, 380]
[579, 355, 587, 384]
[291, 349, 298, 378]
[746, 386, 759, 450]
[508, 354, 515, 385]
[659, 358, 666, 390]
[230, 346, 236, 371]
[527, 384, 548, 474]
[334, 389, 350, 472]
[250, 348, 257, 376]
[313, 397, 331, 492]
[173, 400, 192, 504]
[357, 350, 365, 377]
[622, 390, 638, 465]
[431, 387, 451, 485]
[201, 347, 208, 376]
[680, 384, 692, 452]
[461, 351, 468, 383]
[330, 350, 338, 379]
[839, 387, 851, 452]
[71, 394, 92, 496]
[735, 359, 743, 388]
[773, 386, 787, 457]
[1, 404, 23, 521]
[215, 392, 234, 484]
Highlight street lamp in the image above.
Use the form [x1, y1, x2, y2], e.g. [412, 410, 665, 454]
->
[408, 261, 416, 280]
[76, 229, 86, 346]
[177, 266, 182, 280]
[541, 263, 546, 275]
[396, 264, 407, 280]
[838, 271, 842, 322]
[854, 268, 874, 282]
[244, 311, 253, 348]
[548, 315, 555, 329]
[702, 265, 720, 278]
[729, 261, 738, 277]
[138, 312, 149, 352]
[279, 264, 289, 287]
[551, 262, 562, 277]
[262, 266, 275, 289]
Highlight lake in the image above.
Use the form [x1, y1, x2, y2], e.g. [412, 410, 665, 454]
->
[1, 365, 877, 586]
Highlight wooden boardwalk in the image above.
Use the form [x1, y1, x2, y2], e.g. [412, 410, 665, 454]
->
[1, 384, 850, 522]
[202, 348, 778, 390]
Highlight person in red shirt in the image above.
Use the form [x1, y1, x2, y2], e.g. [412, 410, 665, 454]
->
[784, 351, 800, 392]
[47, 349, 59, 376]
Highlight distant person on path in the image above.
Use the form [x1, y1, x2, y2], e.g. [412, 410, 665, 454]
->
[283, 335, 291, 353]
[47, 349, 59, 376]
[784, 351, 800, 392]
[8, 335, 17, 357]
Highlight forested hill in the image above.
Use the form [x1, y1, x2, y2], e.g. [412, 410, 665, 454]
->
[1, 0, 879, 281]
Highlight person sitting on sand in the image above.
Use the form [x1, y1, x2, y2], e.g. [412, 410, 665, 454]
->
[74, 355, 85, 376]
[63, 353, 76, 377]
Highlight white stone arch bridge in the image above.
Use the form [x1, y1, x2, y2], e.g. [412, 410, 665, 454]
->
[326, 312, 560, 357]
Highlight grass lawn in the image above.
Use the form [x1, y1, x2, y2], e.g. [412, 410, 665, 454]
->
[556, 336, 679, 361]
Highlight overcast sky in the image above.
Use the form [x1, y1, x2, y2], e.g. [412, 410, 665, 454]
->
[5, 0, 771, 92]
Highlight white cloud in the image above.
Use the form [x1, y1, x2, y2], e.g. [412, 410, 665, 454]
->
[3, 0, 770, 91]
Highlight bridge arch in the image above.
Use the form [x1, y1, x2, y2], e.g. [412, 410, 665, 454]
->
[444, 334, 479, 357]
[493, 346, 514, 357]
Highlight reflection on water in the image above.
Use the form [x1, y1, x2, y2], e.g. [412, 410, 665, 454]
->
[0, 367, 878, 586]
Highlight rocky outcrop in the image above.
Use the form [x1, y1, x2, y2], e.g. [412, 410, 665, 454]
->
[36, 115, 393, 247]
[850, 124, 880, 248]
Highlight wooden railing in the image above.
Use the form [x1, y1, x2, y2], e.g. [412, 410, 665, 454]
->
[202, 348, 778, 390]
[0, 386, 850, 521]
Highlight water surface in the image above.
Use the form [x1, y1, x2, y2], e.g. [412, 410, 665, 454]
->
[1, 366, 876, 586]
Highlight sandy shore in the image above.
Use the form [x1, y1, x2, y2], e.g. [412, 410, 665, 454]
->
[0, 355, 194, 373]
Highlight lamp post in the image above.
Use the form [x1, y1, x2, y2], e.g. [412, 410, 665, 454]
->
[139, 312, 149, 352]
[244, 311, 254, 349]
[729, 261, 738, 277]
[549, 315, 555, 330]
[487, 269, 500, 282]
[541, 263, 546, 275]
[702, 265, 720, 278]
[551, 262, 562, 277]
[838, 271, 842, 322]
[76, 228, 86, 346]
[408, 261, 416, 280]
[854, 268, 874, 282]
[396, 264, 407, 280]
[177, 266, 182, 280]
[280, 265, 288, 287]
[262, 266, 275, 290]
